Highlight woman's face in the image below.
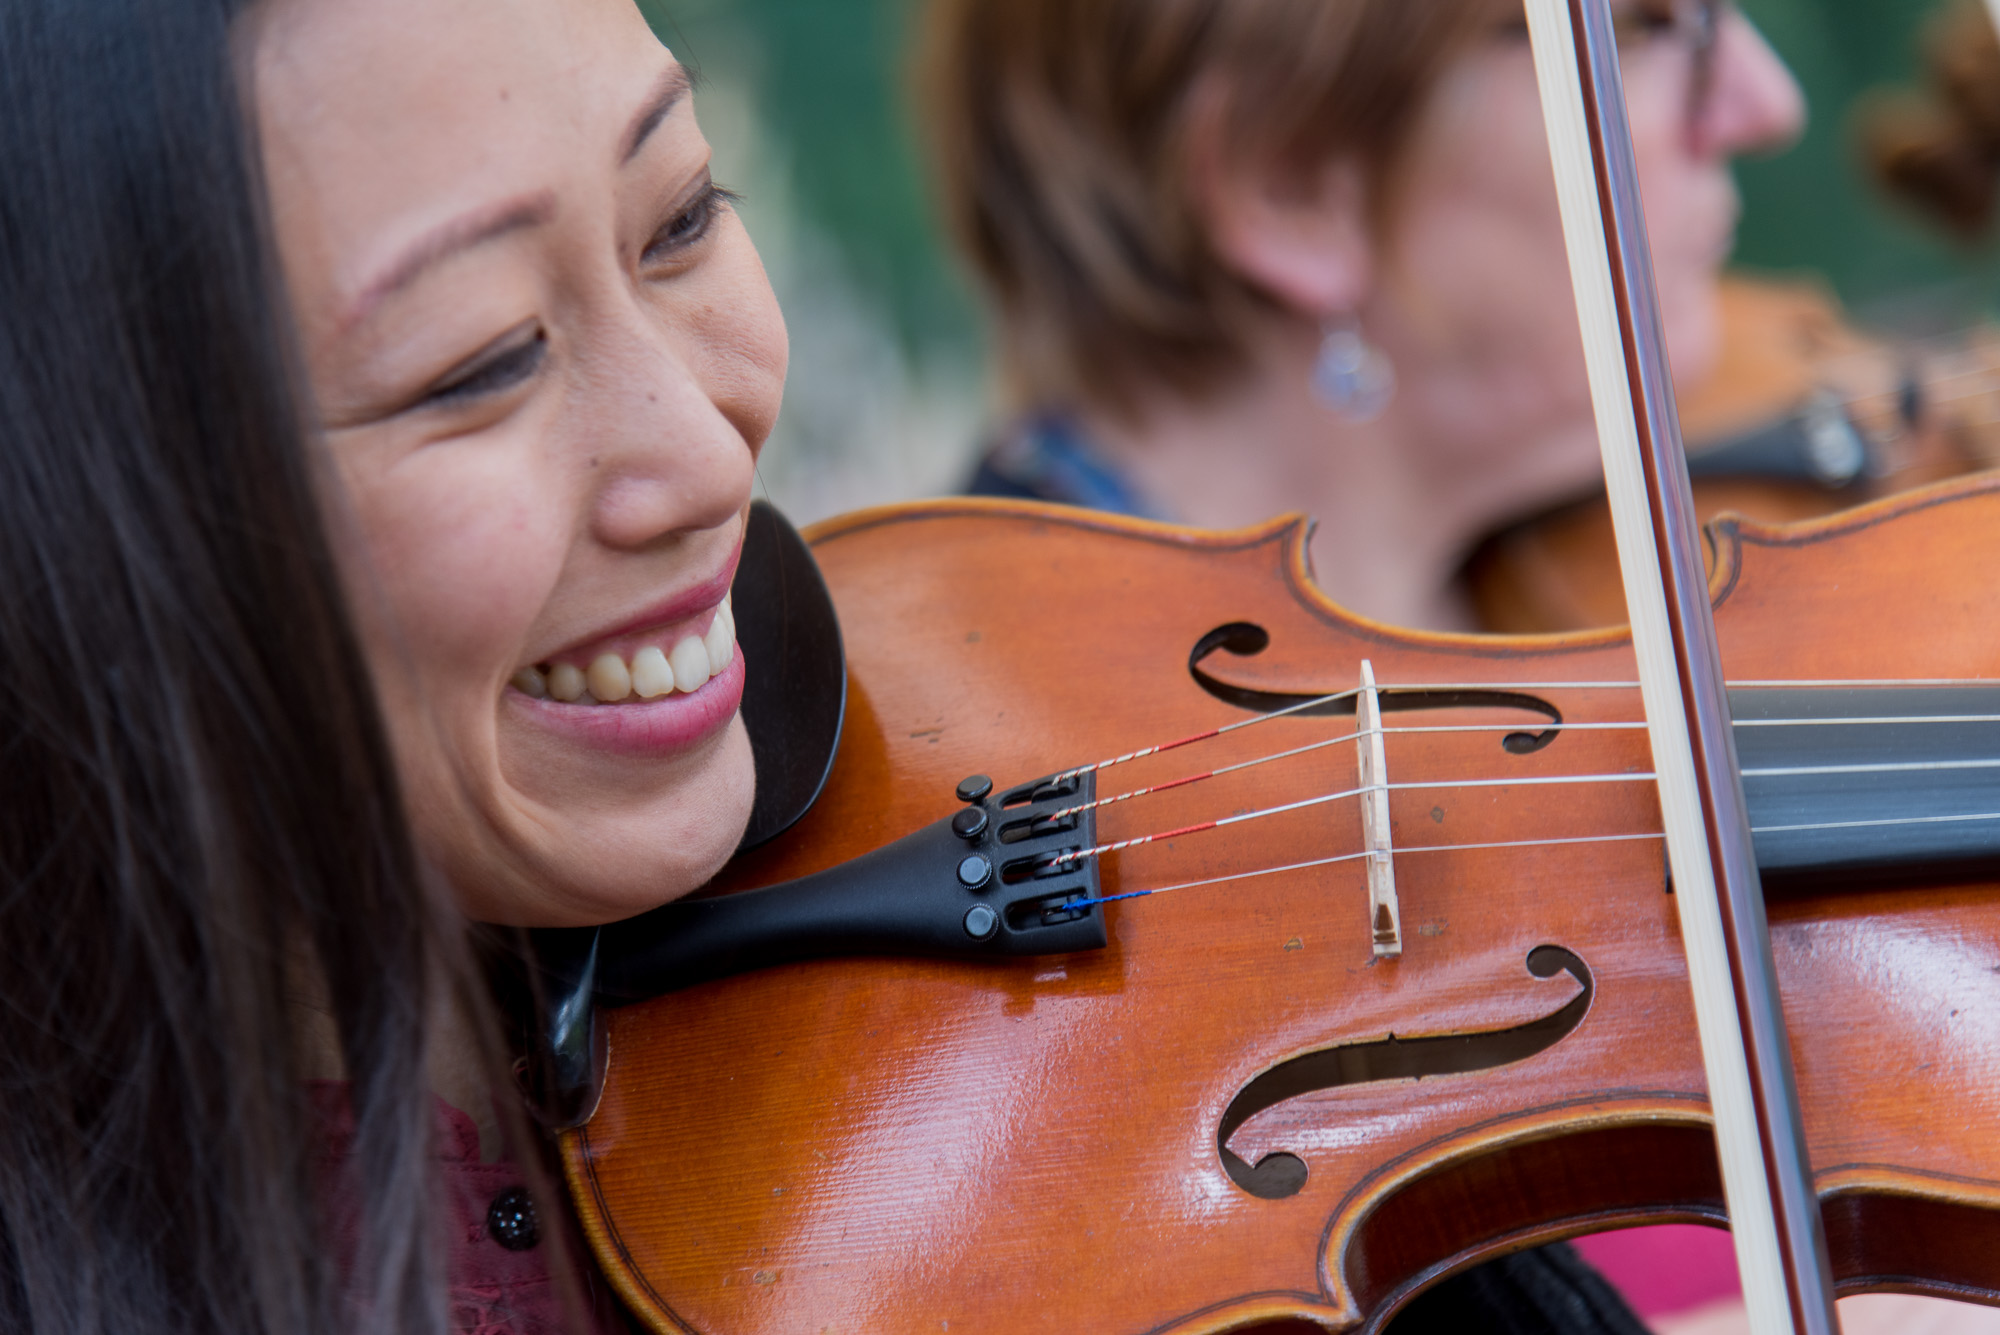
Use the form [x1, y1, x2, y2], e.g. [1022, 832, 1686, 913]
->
[255, 0, 785, 925]
[1373, 2, 1803, 510]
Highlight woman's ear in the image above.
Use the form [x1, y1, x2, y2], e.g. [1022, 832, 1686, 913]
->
[1188, 91, 1375, 318]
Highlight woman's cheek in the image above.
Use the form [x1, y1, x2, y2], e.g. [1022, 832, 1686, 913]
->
[688, 229, 788, 455]
[1663, 278, 1723, 392]
[341, 429, 564, 698]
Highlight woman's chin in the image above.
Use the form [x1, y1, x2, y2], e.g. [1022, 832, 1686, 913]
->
[460, 718, 758, 927]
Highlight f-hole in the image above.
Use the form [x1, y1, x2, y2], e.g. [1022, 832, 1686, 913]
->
[1219, 946, 1593, 1200]
[1188, 622, 1564, 753]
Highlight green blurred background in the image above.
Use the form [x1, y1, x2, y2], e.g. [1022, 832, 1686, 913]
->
[638, 0, 974, 360]
[1736, 0, 2000, 320]
[639, 0, 2000, 518]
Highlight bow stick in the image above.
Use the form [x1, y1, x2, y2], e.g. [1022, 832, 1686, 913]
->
[1522, 2, 1841, 1332]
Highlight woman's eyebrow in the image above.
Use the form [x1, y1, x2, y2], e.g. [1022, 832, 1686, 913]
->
[343, 190, 558, 331]
[621, 64, 693, 166]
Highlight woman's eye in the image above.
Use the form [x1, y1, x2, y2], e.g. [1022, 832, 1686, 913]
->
[420, 328, 547, 409]
[641, 182, 738, 269]
[1619, 0, 1684, 39]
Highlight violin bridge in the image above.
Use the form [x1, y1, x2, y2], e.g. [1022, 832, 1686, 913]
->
[1356, 659, 1402, 958]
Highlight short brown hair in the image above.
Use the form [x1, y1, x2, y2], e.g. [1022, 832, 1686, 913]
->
[918, 0, 1499, 416]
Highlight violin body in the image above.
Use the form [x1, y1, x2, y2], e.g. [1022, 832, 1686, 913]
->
[1466, 276, 2000, 633]
[563, 481, 2000, 1334]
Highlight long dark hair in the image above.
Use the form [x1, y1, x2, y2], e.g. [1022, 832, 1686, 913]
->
[0, 0, 449, 1330]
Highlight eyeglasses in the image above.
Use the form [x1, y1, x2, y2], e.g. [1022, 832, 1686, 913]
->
[1613, 0, 1723, 133]
[1501, 0, 1726, 134]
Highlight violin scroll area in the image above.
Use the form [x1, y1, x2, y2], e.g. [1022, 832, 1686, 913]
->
[1219, 946, 1593, 1200]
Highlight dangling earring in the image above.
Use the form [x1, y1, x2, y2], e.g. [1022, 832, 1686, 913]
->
[1312, 316, 1396, 422]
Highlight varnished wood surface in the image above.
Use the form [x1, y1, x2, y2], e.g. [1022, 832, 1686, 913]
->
[1467, 276, 1992, 634]
[564, 480, 2000, 1334]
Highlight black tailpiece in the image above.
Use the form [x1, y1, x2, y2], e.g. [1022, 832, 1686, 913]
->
[521, 770, 1107, 1127]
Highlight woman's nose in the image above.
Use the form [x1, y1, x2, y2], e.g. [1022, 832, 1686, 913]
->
[1696, 11, 1806, 159]
[580, 321, 757, 553]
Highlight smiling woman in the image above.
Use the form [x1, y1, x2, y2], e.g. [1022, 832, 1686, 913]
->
[0, 0, 784, 1328]
[254, 0, 786, 927]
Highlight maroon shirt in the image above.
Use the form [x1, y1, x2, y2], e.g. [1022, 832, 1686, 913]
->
[310, 1082, 633, 1335]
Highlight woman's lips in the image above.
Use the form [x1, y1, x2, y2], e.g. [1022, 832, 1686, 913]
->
[501, 542, 746, 760]
[514, 597, 736, 704]
[536, 538, 744, 671]
[506, 645, 746, 759]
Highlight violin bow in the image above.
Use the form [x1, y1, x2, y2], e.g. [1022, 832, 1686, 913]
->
[1521, 2, 1841, 1332]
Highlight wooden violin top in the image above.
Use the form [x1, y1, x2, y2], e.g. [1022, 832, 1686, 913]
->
[565, 479, 2000, 1335]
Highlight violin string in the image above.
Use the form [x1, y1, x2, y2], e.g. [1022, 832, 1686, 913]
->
[1843, 375, 1989, 413]
[1035, 675, 2000, 863]
[1746, 809, 2000, 835]
[1056, 742, 2000, 866]
[1732, 713, 2000, 727]
[1051, 686, 1361, 783]
[1052, 676, 1998, 787]
[1871, 359, 2000, 399]
[1049, 680, 1684, 784]
[1787, 342, 2000, 437]
[1831, 349, 2000, 406]
[1742, 677, 2000, 686]
[1065, 808, 2000, 910]
[1375, 713, 2000, 731]
[1049, 725, 1367, 821]
[1889, 381, 2000, 412]
[1053, 711, 2000, 826]
[1741, 756, 2000, 778]
[1390, 720, 1640, 733]
[1047, 769, 1659, 869]
[1060, 676, 1999, 785]
[1070, 831, 1670, 908]
[1030, 672, 2000, 907]
[1048, 718, 1665, 822]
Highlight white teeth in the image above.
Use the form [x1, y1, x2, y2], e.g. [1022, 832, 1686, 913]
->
[531, 596, 737, 707]
[547, 662, 587, 702]
[668, 635, 711, 693]
[704, 599, 734, 672]
[630, 645, 675, 698]
[587, 653, 632, 703]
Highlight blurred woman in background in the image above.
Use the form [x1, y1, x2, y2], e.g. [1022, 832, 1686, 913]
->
[926, 0, 1802, 633]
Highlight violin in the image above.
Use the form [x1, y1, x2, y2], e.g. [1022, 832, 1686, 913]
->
[527, 5, 2000, 1330]
[546, 479, 2000, 1334]
[1465, 276, 2000, 633]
